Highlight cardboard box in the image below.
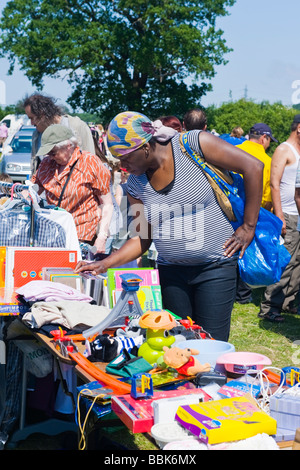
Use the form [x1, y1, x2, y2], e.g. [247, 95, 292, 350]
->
[111, 387, 211, 433]
[175, 394, 277, 445]
[270, 394, 300, 432]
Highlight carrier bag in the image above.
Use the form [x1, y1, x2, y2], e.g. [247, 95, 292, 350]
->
[180, 132, 291, 287]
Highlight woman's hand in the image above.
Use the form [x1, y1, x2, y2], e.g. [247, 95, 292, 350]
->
[74, 260, 108, 275]
[223, 224, 256, 259]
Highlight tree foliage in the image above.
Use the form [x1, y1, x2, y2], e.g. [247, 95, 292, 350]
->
[206, 99, 299, 154]
[0, 0, 235, 122]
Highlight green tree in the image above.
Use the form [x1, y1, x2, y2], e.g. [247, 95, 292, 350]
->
[206, 99, 299, 154]
[0, 0, 235, 122]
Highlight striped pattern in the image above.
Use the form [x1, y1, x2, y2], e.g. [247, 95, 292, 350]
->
[33, 147, 111, 241]
[127, 130, 234, 265]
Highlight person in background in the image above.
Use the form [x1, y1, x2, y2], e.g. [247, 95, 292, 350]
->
[259, 115, 300, 322]
[231, 126, 244, 139]
[234, 123, 277, 304]
[23, 93, 95, 173]
[32, 124, 112, 253]
[91, 132, 123, 254]
[75, 111, 263, 342]
[0, 122, 8, 146]
[237, 123, 276, 212]
[159, 115, 183, 132]
[183, 108, 207, 131]
[219, 126, 246, 146]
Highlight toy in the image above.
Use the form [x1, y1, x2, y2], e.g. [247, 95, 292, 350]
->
[179, 316, 213, 339]
[137, 310, 176, 365]
[130, 373, 153, 399]
[162, 345, 211, 376]
[216, 351, 272, 375]
[50, 329, 132, 395]
[81, 273, 144, 339]
[280, 366, 300, 387]
[87, 333, 144, 362]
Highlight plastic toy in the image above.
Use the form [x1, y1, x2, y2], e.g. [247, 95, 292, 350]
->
[162, 345, 211, 376]
[216, 351, 271, 375]
[82, 273, 144, 339]
[130, 373, 153, 399]
[280, 366, 300, 387]
[179, 316, 213, 339]
[50, 329, 132, 395]
[137, 310, 177, 365]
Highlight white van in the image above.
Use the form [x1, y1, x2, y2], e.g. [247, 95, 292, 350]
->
[0, 114, 31, 137]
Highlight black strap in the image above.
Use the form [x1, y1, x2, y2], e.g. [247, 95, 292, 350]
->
[57, 160, 77, 207]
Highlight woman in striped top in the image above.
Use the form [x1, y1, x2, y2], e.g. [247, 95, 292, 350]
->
[75, 112, 263, 341]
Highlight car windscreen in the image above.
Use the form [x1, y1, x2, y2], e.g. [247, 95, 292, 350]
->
[10, 135, 32, 153]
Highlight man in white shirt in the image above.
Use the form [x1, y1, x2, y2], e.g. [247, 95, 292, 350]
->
[259, 115, 300, 322]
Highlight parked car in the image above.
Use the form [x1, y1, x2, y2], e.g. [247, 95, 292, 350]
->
[1, 126, 35, 182]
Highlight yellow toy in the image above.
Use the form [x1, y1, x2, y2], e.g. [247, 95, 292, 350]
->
[137, 310, 176, 365]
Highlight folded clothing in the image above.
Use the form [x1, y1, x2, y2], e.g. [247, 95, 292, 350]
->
[22, 300, 110, 330]
[16, 280, 93, 303]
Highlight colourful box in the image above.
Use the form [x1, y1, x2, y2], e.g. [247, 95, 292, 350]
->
[111, 387, 211, 433]
[175, 394, 277, 445]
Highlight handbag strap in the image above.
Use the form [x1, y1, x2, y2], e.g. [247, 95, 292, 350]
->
[57, 159, 77, 207]
[179, 132, 238, 221]
[180, 132, 237, 195]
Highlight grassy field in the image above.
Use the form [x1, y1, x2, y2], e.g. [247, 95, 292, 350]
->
[229, 288, 300, 369]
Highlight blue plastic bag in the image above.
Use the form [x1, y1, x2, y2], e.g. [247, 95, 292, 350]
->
[181, 133, 291, 287]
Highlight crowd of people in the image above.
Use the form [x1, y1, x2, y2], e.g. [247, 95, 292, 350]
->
[15, 93, 300, 341]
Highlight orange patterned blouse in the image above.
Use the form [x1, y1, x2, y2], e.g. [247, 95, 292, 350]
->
[32, 147, 111, 241]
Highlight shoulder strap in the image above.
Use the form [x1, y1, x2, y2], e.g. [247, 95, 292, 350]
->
[281, 142, 300, 159]
[179, 132, 237, 222]
[57, 159, 77, 207]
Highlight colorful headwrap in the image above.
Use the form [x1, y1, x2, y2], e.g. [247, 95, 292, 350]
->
[107, 111, 178, 157]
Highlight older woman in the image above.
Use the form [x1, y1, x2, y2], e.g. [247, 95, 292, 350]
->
[32, 124, 112, 253]
[75, 111, 263, 341]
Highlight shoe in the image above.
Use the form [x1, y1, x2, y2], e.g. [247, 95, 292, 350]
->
[282, 305, 298, 314]
[258, 311, 285, 322]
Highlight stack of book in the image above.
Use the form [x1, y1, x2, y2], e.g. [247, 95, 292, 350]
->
[106, 267, 163, 312]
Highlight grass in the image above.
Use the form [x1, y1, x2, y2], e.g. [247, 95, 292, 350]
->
[229, 287, 300, 369]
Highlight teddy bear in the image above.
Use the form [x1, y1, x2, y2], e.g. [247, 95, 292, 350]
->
[162, 345, 211, 376]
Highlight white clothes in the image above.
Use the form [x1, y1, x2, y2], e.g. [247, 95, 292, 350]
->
[280, 142, 300, 215]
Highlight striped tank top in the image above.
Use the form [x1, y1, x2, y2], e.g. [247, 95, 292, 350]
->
[126, 130, 234, 266]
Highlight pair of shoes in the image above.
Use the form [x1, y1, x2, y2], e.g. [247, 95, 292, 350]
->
[283, 305, 298, 314]
[258, 311, 285, 322]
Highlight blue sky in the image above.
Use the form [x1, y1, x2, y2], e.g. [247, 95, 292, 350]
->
[0, 0, 299, 110]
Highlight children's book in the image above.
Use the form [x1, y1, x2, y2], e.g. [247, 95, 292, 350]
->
[175, 394, 277, 445]
[42, 267, 82, 291]
[107, 268, 162, 311]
